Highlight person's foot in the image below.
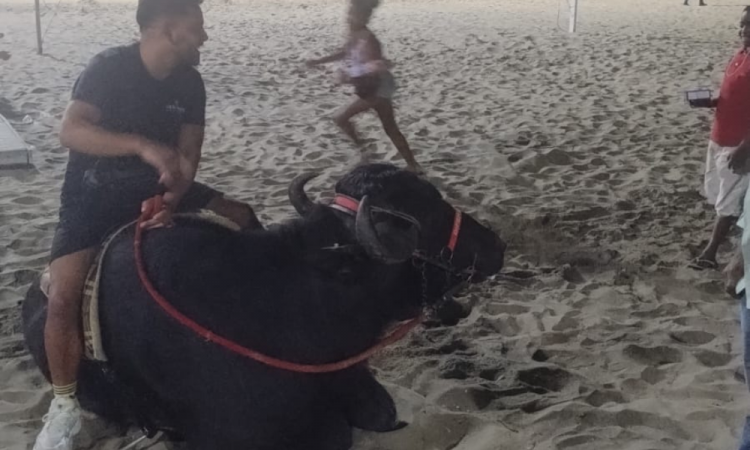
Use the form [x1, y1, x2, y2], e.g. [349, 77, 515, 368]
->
[33, 397, 82, 450]
[406, 163, 424, 175]
[688, 257, 718, 271]
[357, 147, 374, 166]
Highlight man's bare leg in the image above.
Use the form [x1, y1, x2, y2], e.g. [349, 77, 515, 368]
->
[35, 248, 96, 450]
[695, 215, 736, 269]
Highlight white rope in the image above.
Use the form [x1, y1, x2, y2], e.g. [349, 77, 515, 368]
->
[119, 431, 164, 450]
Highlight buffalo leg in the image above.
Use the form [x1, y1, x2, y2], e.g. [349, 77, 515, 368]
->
[294, 413, 352, 450]
[327, 365, 403, 432]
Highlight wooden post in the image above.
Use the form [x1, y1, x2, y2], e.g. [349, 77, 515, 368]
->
[34, 0, 43, 54]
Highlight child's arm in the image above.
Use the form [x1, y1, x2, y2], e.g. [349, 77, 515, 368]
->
[306, 48, 346, 67]
[364, 33, 383, 59]
[361, 33, 390, 73]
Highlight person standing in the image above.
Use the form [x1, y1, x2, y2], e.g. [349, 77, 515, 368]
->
[689, 7, 750, 270]
[32, 0, 261, 449]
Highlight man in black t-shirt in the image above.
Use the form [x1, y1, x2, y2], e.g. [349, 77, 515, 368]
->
[34, 0, 261, 448]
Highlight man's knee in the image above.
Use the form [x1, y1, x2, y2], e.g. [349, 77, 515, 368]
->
[47, 284, 83, 324]
[46, 250, 95, 324]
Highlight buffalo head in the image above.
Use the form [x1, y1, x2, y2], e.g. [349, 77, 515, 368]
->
[289, 164, 506, 296]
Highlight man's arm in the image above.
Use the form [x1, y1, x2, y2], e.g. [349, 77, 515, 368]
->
[60, 100, 182, 190]
[727, 128, 750, 173]
[139, 123, 204, 229]
[177, 124, 204, 182]
[360, 34, 390, 74]
[59, 101, 145, 158]
[725, 243, 745, 298]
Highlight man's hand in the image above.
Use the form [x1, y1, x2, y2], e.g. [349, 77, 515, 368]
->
[140, 203, 174, 230]
[162, 153, 195, 209]
[728, 144, 750, 174]
[138, 141, 183, 190]
[724, 251, 744, 298]
[139, 196, 174, 230]
[138, 141, 197, 220]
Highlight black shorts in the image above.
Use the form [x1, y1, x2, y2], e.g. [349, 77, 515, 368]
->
[351, 72, 396, 100]
[50, 172, 221, 262]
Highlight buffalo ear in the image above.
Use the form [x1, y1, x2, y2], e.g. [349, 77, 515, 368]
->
[355, 196, 420, 263]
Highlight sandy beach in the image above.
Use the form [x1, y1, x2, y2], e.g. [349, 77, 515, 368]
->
[1, 0, 749, 448]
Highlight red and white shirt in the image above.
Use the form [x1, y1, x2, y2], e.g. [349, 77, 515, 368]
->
[712, 49, 750, 147]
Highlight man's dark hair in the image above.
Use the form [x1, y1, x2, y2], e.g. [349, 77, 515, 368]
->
[136, 0, 202, 30]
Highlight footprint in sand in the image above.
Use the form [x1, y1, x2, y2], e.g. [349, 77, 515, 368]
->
[10, 196, 41, 206]
[438, 357, 475, 380]
[484, 303, 530, 315]
[623, 344, 683, 366]
[436, 386, 496, 412]
[541, 331, 573, 346]
[694, 349, 732, 368]
[517, 366, 573, 393]
[669, 330, 716, 346]
[584, 389, 626, 407]
[641, 366, 667, 385]
[556, 435, 601, 449]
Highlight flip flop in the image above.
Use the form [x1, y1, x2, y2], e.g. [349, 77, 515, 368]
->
[688, 258, 718, 271]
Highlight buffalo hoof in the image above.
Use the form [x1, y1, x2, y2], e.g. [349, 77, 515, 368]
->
[386, 420, 408, 432]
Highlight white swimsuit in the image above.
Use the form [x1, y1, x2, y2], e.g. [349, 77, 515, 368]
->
[345, 39, 370, 78]
[343, 38, 396, 99]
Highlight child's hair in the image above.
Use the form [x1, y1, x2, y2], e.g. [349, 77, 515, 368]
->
[351, 0, 380, 16]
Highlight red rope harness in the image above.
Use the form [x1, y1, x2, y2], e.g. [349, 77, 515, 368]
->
[134, 196, 421, 374]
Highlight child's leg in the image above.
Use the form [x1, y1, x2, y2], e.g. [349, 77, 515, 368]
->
[334, 98, 374, 146]
[373, 98, 421, 172]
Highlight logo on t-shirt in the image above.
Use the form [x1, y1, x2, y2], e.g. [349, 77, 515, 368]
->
[166, 100, 186, 116]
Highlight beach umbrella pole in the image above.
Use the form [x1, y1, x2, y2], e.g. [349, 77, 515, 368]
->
[34, 0, 42, 54]
[568, 0, 578, 33]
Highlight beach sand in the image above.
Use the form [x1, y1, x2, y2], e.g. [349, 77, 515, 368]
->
[0, 0, 747, 448]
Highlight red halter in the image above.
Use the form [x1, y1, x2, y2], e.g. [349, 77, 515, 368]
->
[332, 194, 463, 253]
[133, 196, 420, 374]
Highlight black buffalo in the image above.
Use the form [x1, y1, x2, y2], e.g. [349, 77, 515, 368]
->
[23, 164, 506, 450]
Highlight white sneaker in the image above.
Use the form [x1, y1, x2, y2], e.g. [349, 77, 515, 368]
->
[33, 396, 82, 450]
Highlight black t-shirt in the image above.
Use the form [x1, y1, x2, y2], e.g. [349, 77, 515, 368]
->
[61, 43, 205, 202]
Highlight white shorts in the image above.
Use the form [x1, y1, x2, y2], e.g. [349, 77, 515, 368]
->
[704, 141, 749, 217]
